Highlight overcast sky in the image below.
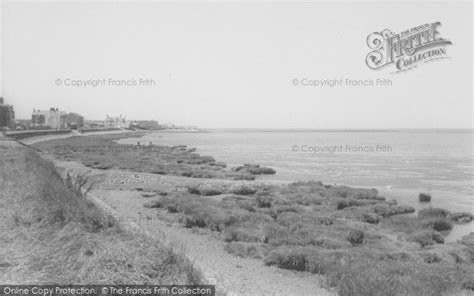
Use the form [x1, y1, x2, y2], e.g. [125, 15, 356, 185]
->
[1, 1, 472, 129]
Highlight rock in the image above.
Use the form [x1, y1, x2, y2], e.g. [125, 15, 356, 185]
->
[460, 233, 474, 247]
[334, 197, 378, 210]
[449, 212, 473, 223]
[151, 170, 166, 175]
[212, 161, 227, 168]
[371, 205, 390, 216]
[228, 185, 257, 195]
[422, 218, 453, 231]
[92, 163, 113, 170]
[256, 196, 273, 208]
[184, 216, 206, 228]
[407, 230, 444, 247]
[187, 186, 222, 196]
[224, 226, 264, 243]
[361, 213, 381, 224]
[372, 204, 415, 217]
[386, 199, 398, 206]
[187, 187, 201, 194]
[200, 156, 216, 163]
[199, 187, 223, 196]
[143, 200, 162, 208]
[431, 231, 445, 244]
[350, 188, 381, 200]
[227, 173, 256, 181]
[181, 171, 193, 177]
[420, 252, 442, 263]
[394, 205, 416, 215]
[347, 230, 364, 245]
[141, 192, 158, 198]
[336, 199, 350, 210]
[172, 145, 187, 150]
[232, 164, 276, 175]
[167, 204, 178, 213]
[418, 207, 450, 219]
[419, 193, 432, 202]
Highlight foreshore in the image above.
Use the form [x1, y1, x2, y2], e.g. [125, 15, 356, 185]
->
[4, 131, 474, 295]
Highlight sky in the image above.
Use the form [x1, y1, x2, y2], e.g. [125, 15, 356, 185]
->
[1, 1, 473, 129]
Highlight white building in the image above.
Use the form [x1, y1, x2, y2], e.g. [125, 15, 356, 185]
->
[104, 115, 127, 129]
[32, 108, 67, 129]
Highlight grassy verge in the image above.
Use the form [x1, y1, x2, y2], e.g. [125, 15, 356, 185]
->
[0, 144, 202, 284]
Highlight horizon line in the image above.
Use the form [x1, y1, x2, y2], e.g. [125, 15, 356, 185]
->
[203, 128, 474, 133]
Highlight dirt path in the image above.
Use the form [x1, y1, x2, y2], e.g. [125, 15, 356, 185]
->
[87, 187, 333, 296]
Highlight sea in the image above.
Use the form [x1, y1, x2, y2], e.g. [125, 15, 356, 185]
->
[120, 129, 474, 241]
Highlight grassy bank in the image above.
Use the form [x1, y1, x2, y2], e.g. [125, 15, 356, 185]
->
[0, 142, 202, 284]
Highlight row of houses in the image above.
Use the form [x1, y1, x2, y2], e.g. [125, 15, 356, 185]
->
[1, 98, 164, 131]
[30, 109, 87, 130]
[30, 109, 128, 130]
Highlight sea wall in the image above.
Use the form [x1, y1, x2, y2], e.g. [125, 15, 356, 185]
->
[4, 129, 72, 140]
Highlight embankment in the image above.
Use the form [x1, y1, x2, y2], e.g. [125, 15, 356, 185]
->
[0, 139, 203, 285]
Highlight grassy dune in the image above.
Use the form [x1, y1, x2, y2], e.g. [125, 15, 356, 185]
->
[0, 143, 202, 284]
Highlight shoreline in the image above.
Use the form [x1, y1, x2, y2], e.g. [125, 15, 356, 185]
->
[11, 131, 474, 295]
[25, 130, 473, 243]
[118, 131, 473, 242]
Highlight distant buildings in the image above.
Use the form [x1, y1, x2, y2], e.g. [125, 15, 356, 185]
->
[31, 108, 67, 129]
[129, 120, 162, 130]
[15, 119, 31, 130]
[65, 113, 84, 129]
[0, 97, 15, 129]
[105, 115, 127, 129]
[3, 102, 162, 132]
[83, 120, 105, 129]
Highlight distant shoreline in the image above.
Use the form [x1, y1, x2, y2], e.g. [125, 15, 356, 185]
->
[206, 128, 474, 133]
